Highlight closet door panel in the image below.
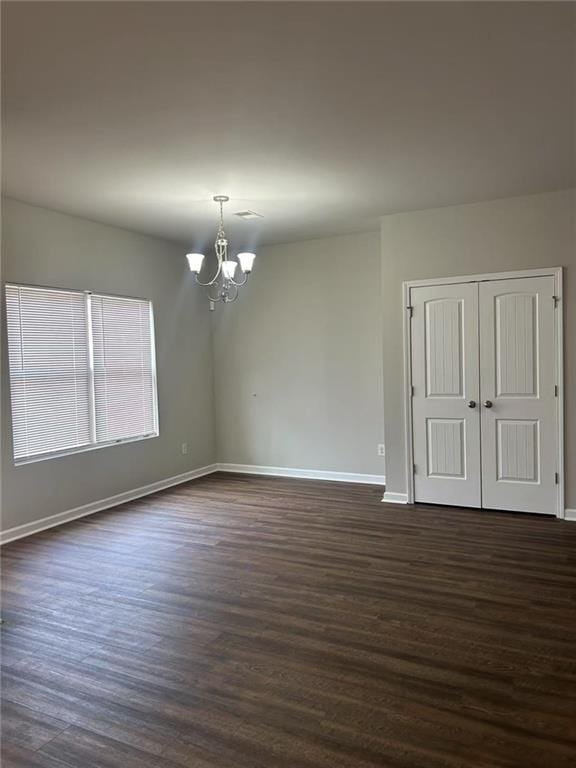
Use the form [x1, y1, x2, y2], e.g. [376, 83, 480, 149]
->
[411, 283, 481, 507]
[479, 276, 557, 515]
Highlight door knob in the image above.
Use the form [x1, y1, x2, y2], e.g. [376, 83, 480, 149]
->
[483, 400, 493, 408]
[467, 400, 476, 408]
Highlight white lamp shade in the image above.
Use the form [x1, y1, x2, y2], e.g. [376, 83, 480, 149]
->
[186, 253, 205, 273]
[237, 252, 256, 273]
[222, 260, 238, 279]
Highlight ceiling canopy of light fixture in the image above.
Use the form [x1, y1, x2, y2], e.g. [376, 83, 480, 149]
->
[186, 196, 256, 307]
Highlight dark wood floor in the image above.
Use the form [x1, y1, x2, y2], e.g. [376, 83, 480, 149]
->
[2, 473, 576, 768]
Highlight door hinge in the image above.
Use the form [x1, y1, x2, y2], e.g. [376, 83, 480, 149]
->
[555, 384, 559, 397]
[406, 305, 413, 318]
[413, 463, 417, 474]
[553, 296, 560, 308]
[411, 385, 415, 397]
[555, 472, 559, 485]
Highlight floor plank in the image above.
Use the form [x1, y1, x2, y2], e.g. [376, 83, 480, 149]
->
[2, 472, 576, 767]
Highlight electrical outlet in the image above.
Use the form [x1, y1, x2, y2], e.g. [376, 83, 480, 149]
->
[181, 442, 188, 455]
[377, 444, 385, 457]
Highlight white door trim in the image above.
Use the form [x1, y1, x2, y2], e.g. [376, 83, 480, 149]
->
[402, 267, 564, 517]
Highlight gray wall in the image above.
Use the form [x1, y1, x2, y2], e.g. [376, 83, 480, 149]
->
[1, 198, 216, 531]
[381, 189, 575, 508]
[212, 231, 385, 477]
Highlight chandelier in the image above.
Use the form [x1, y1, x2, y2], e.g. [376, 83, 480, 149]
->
[186, 196, 256, 306]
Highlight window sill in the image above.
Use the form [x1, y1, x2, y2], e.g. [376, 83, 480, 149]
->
[14, 432, 159, 467]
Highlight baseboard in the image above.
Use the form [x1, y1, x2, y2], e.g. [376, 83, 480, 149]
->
[381, 491, 409, 504]
[1, 462, 386, 545]
[5, 459, 566, 543]
[217, 463, 385, 486]
[0, 463, 219, 545]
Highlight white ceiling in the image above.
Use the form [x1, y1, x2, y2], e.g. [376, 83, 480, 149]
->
[2, 2, 574, 248]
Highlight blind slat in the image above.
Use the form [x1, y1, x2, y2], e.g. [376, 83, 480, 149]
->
[5, 285, 158, 462]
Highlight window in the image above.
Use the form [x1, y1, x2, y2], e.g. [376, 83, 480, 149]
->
[5, 284, 159, 464]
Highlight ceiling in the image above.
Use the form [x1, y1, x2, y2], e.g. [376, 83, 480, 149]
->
[2, 1, 574, 248]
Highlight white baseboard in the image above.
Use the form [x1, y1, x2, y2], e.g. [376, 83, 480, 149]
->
[217, 463, 385, 486]
[4, 457, 568, 545]
[1, 462, 386, 545]
[382, 491, 409, 504]
[0, 463, 219, 545]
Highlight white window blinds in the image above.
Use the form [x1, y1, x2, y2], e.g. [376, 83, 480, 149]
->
[6, 286, 92, 460]
[5, 284, 158, 464]
[91, 295, 157, 443]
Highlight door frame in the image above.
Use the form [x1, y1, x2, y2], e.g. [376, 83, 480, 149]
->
[401, 267, 564, 517]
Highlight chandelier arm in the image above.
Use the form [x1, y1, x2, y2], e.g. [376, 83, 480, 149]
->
[224, 282, 239, 303]
[194, 260, 222, 287]
[194, 234, 225, 286]
[206, 282, 224, 302]
[227, 270, 248, 288]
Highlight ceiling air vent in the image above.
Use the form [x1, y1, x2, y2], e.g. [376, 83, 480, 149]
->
[234, 210, 263, 220]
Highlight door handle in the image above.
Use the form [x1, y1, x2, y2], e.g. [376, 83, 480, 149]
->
[467, 400, 476, 409]
[483, 400, 493, 408]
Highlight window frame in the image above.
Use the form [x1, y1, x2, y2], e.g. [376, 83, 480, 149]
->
[5, 282, 160, 466]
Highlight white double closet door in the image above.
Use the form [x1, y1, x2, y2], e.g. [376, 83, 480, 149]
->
[411, 275, 558, 515]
